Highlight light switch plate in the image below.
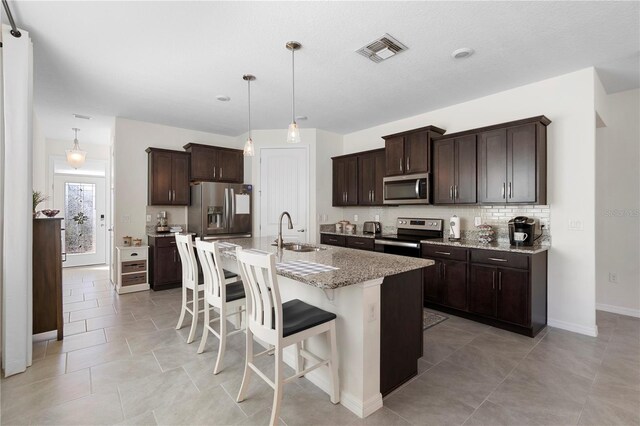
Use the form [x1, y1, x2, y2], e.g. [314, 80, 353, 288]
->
[375, 214, 380, 222]
[568, 219, 584, 231]
[146, 215, 152, 222]
[354, 214, 359, 222]
[474, 216, 482, 227]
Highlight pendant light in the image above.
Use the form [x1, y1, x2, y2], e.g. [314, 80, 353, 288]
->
[242, 74, 256, 157]
[66, 128, 87, 169]
[286, 41, 302, 144]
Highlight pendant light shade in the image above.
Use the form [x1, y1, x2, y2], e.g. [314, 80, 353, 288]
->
[242, 74, 256, 157]
[66, 128, 86, 169]
[286, 41, 302, 144]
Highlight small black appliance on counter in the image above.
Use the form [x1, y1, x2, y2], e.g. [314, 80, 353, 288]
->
[363, 221, 382, 234]
[508, 216, 541, 246]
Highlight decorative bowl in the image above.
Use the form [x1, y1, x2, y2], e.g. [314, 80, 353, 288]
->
[40, 209, 60, 218]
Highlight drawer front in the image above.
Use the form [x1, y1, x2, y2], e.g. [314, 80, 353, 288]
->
[470, 250, 529, 270]
[122, 272, 147, 286]
[346, 236, 375, 251]
[320, 234, 346, 247]
[155, 237, 177, 248]
[120, 248, 148, 261]
[421, 245, 468, 261]
[122, 260, 147, 274]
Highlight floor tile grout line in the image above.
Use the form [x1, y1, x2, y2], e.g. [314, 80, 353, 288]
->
[458, 326, 549, 425]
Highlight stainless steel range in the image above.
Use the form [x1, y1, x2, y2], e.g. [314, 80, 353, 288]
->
[374, 218, 444, 257]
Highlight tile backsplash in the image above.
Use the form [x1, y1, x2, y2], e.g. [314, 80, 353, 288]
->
[327, 204, 551, 241]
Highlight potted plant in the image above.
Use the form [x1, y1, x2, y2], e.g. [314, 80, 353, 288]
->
[33, 190, 48, 218]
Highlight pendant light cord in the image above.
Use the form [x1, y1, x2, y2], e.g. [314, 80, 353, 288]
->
[291, 48, 295, 123]
[247, 79, 252, 139]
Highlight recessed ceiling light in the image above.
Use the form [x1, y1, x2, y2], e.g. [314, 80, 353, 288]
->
[216, 95, 231, 102]
[451, 48, 474, 59]
[73, 113, 92, 120]
[295, 115, 308, 121]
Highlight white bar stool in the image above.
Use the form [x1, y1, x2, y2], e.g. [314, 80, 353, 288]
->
[195, 239, 246, 374]
[174, 233, 204, 343]
[235, 247, 340, 426]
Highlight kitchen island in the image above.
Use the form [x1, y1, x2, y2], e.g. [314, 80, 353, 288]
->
[218, 237, 434, 418]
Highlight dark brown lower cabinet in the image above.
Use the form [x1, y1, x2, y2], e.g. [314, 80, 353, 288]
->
[320, 233, 374, 251]
[33, 218, 64, 340]
[424, 244, 547, 337]
[380, 268, 423, 396]
[148, 236, 182, 290]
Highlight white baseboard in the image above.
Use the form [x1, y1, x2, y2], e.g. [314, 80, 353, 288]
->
[282, 350, 383, 418]
[547, 318, 598, 337]
[33, 331, 58, 342]
[596, 303, 640, 319]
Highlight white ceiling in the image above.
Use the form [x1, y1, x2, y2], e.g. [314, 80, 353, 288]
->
[5, 1, 640, 143]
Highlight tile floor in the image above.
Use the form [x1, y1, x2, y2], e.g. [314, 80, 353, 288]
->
[1, 265, 639, 425]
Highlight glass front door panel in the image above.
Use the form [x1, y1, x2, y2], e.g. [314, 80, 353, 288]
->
[64, 182, 96, 255]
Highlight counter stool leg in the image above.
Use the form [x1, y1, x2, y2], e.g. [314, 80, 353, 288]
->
[187, 288, 199, 343]
[214, 307, 227, 375]
[328, 322, 340, 404]
[295, 341, 304, 375]
[197, 304, 210, 354]
[237, 328, 254, 402]
[270, 347, 284, 426]
[175, 286, 187, 330]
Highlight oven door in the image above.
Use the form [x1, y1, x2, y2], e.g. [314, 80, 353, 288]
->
[383, 173, 429, 205]
[374, 239, 422, 258]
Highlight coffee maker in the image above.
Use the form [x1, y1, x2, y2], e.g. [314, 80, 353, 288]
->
[508, 216, 541, 246]
[156, 211, 170, 233]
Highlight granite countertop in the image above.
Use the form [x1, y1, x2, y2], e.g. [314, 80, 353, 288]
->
[218, 237, 433, 289]
[319, 230, 377, 239]
[147, 232, 192, 238]
[421, 238, 550, 254]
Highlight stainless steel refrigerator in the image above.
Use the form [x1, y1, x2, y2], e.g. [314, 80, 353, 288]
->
[188, 182, 252, 239]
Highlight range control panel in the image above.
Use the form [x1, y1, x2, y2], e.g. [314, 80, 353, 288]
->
[396, 217, 443, 231]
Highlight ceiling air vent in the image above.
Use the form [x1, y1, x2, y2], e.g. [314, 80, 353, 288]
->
[356, 33, 408, 63]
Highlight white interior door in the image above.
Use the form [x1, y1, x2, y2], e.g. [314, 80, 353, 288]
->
[53, 175, 107, 267]
[260, 147, 308, 242]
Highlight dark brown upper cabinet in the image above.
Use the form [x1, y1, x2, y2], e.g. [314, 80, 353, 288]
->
[183, 143, 244, 183]
[333, 155, 359, 206]
[382, 126, 446, 177]
[477, 117, 549, 204]
[358, 149, 385, 206]
[146, 148, 190, 206]
[433, 134, 477, 204]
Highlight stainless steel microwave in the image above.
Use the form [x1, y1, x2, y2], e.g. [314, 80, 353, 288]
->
[383, 173, 430, 205]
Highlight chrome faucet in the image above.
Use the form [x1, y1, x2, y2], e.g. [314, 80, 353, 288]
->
[277, 211, 294, 249]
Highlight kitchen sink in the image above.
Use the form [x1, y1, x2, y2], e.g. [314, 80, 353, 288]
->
[284, 244, 324, 252]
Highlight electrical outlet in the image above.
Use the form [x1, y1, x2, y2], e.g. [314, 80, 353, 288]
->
[146, 215, 152, 222]
[609, 272, 618, 283]
[474, 216, 482, 227]
[375, 214, 380, 222]
[354, 214, 359, 222]
[568, 219, 584, 231]
[122, 215, 131, 224]
[367, 303, 377, 322]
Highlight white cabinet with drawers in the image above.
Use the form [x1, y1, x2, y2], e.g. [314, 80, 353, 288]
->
[116, 246, 150, 294]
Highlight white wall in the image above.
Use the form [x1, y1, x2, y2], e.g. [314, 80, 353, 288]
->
[113, 118, 240, 249]
[341, 68, 599, 336]
[315, 129, 344, 240]
[595, 88, 640, 317]
[32, 114, 46, 193]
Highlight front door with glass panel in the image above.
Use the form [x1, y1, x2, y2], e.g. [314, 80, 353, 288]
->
[53, 175, 106, 267]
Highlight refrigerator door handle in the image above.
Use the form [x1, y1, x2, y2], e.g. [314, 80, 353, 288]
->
[229, 188, 235, 229]
[224, 187, 229, 230]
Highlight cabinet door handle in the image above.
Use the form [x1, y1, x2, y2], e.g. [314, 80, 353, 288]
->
[406, 157, 410, 172]
[168, 190, 172, 201]
[442, 263, 446, 280]
[399, 158, 403, 173]
[488, 257, 507, 262]
[498, 271, 502, 291]
[435, 251, 451, 256]
[492, 271, 496, 290]
[449, 185, 454, 200]
[220, 168, 223, 179]
[502, 183, 506, 199]
[172, 190, 176, 202]
[173, 249, 176, 263]
[508, 182, 512, 199]
[454, 185, 458, 199]
[371, 190, 375, 202]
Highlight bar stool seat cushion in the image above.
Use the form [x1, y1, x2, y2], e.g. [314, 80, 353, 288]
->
[225, 281, 246, 302]
[223, 269, 238, 280]
[279, 299, 337, 338]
